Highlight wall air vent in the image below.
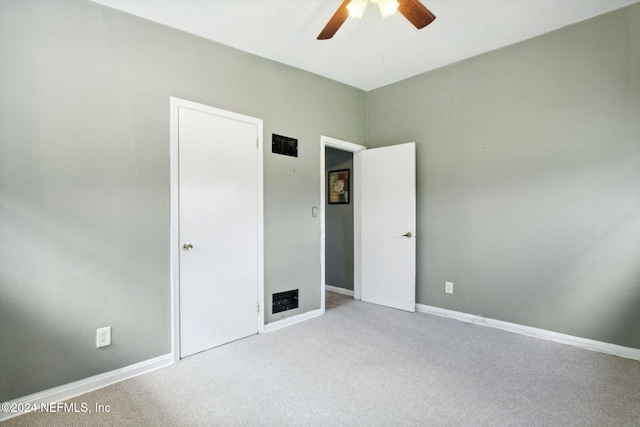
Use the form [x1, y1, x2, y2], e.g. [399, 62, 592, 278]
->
[272, 289, 299, 314]
[272, 134, 298, 157]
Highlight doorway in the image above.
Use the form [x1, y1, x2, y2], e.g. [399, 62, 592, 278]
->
[170, 98, 264, 360]
[325, 146, 354, 304]
[320, 136, 366, 310]
[320, 137, 417, 313]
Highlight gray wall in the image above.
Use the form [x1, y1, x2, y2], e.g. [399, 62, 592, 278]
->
[325, 148, 354, 291]
[367, 4, 640, 349]
[0, 0, 365, 402]
[2, 0, 638, 405]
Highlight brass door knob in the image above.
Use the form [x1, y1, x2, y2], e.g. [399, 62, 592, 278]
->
[182, 243, 193, 250]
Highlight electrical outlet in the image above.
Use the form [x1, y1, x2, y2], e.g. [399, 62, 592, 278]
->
[445, 281, 454, 294]
[96, 327, 111, 348]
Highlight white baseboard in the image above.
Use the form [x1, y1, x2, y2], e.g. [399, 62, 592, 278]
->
[0, 353, 173, 422]
[325, 285, 354, 297]
[416, 304, 640, 362]
[264, 308, 324, 333]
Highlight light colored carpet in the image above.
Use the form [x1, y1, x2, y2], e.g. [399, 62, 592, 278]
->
[3, 300, 640, 426]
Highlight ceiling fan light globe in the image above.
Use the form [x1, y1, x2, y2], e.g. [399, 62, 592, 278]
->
[347, 0, 368, 19]
[379, 0, 399, 17]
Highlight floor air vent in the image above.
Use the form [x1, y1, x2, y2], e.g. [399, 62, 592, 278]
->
[272, 289, 299, 314]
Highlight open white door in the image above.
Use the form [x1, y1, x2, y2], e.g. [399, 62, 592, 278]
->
[357, 142, 416, 312]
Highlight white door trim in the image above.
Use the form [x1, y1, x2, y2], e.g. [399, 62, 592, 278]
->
[320, 135, 366, 308]
[170, 97, 264, 362]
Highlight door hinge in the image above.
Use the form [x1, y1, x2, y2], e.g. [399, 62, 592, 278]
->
[256, 137, 259, 149]
[257, 303, 260, 313]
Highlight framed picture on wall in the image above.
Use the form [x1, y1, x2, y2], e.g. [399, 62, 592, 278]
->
[328, 169, 350, 204]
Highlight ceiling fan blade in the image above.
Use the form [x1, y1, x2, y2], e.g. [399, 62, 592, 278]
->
[398, 0, 436, 29]
[317, 0, 351, 40]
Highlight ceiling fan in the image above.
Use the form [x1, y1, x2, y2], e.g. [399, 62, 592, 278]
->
[318, 0, 436, 40]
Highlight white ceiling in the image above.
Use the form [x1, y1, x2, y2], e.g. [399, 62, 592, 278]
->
[88, 0, 639, 91]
